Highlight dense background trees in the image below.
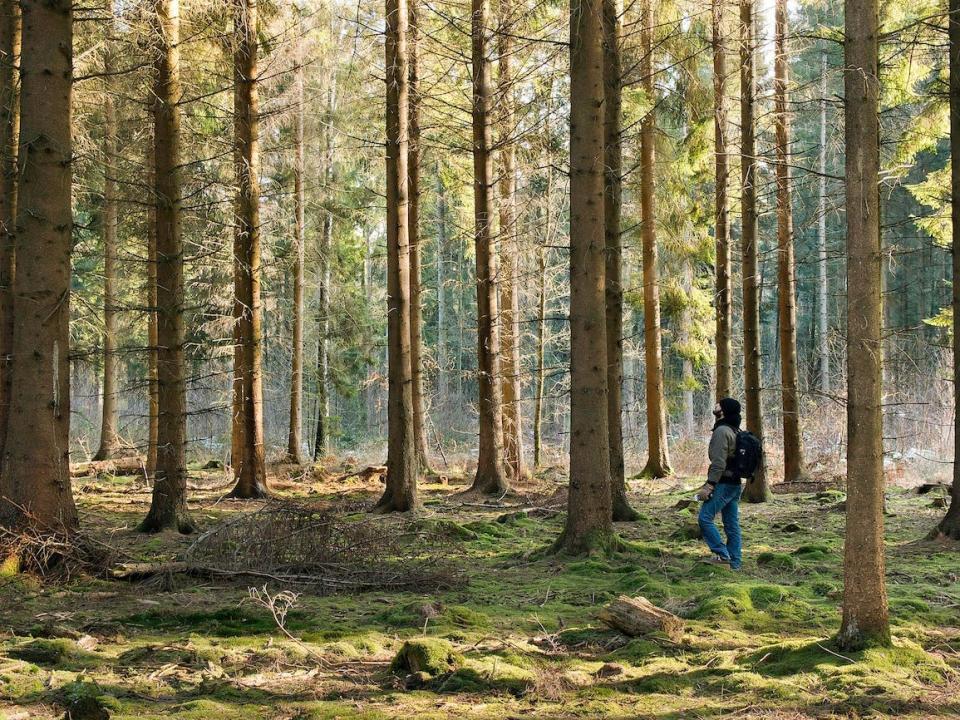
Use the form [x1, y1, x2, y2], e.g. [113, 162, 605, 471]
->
[3, 0, 960, 662]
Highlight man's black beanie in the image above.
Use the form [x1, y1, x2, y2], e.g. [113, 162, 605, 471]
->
[719, 397, 741, 418]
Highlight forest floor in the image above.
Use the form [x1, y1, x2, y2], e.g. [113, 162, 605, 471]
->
[1, 457, 959, 719]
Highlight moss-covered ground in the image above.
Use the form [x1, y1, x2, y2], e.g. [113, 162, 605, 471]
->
[1, 461, 959, 719]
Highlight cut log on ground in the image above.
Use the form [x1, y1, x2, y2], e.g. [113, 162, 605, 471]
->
[598, 595, 683, 642]
[71, 457, 145, 478]
[336, 465, 388, 483]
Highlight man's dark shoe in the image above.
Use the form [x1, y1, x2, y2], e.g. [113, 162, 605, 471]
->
[701, 555, 731, 566]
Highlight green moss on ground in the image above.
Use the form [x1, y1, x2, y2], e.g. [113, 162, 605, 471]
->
[0, 476, 956, 719]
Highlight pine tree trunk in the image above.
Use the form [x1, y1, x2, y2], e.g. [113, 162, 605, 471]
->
[408, 0, 431, 473]
[604, 0, 637, 521]
[376, 0, 419, 512]
[533, 241, 546, 469]
[140, 0, 193, 533]
[227, 0, 268, 499]
[95, 0, 121, 461]
[818, 52, 830, 396]
[147, 137, 159, 477]
[773, 0, 806, 483]
[0, 0, 19, 471]
[314, 81, 335, 461]
[738, 0, 770, 502]
[468, 0, 508, 495]
[933, 0, 960, 541]
[639, 0, 671, 479]
[498, 0, 524, 482]
[0, 0, 76, 530]
[285, 29, 305, 465]
[712, 0, 732, 401]
[556, 0, 614, 553]
[838, 0, 889, 650]
[436, 166, 448, 403]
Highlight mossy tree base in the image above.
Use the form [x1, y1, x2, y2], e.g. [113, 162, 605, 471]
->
[639, 459, 672, 480]
[225, 482, 270, 500]
[551, 528, 623, 556]
[612, 499, 641, 522]
[929, 503, 960, 540]
[467, 469, 510, 496]
[138, 511, 196, 535]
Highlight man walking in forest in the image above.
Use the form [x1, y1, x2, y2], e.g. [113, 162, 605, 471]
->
[695, 398, 745, 569]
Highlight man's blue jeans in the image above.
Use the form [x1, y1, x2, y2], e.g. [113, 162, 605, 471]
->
[698, 483, 743, 569]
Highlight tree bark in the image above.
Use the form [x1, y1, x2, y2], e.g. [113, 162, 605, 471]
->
[147, 137, 159, 477]
[0, 0, 77, 530]
[95, 0, 121, 461]
[738, 0, 770, 502]
[314, 81, 335, 461]
[817, 52, 830, 396]
[408, 0, 431, 473]
[712, 0, 732, 401]
[375, 0, 419, 512]
[468, 0, 508, 495]
[639, 0, 671, 479]
[227, 0, 268, 499]
[140, 0, 194, 534]
[436, 165, 448, 403]
[933, 0, 960, 540]
[838, 0, 889, 650]
[498, 0, 524, 483]
[604, 0, 637, 520]
[285, 29, 305, 465]
[0, 0, 19, 471]
[555, 0, 614, 553]
[773, 0, 806, 483]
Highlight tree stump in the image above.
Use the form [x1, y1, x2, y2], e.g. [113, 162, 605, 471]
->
[598, 595, 683, 642]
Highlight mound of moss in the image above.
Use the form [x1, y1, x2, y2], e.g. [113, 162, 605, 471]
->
[391, 638, 464, 677]
[756, 552, 797, 571]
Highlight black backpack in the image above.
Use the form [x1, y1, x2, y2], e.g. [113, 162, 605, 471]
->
[730, 430, 762, 480]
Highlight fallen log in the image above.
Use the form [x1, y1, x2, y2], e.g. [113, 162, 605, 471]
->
[598, 595, 683, 642]
[336, 465, 388, 483]
[71, 457, 145, 478]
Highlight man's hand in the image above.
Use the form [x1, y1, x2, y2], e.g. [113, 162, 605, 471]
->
[695, 484, 714, 502]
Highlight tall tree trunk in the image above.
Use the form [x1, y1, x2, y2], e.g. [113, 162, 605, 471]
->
[934, 0, 960, 540]
[375, 0, 419, 512]
[712, 0, 732, 401]
[555, 0, 614, 553]
[140, 0, 193, 533]
[147, 138, 159, 477]
[639, 0, 671, 479]
[0, 0, 76, 530]
[533, 241, 546, 469]
[818, 51, 830, 396]
[228, 0, 268, 499]
[436, 165, 448, 403]
[604, 0, 637, 520]
[0, 0, 19, 471]
[838, 0, 889, 649]
[313, 81, 335, 461]
[408, 0, 431, 473]
[738, 0, 770, 502]
[95, 0, 121, 461]
[285, 29, 305, 465]
[682, 260, 696, 435]
[773, 0, 806, 483]
[498, 0, 524, 482]
[468, 0, 508, 495]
